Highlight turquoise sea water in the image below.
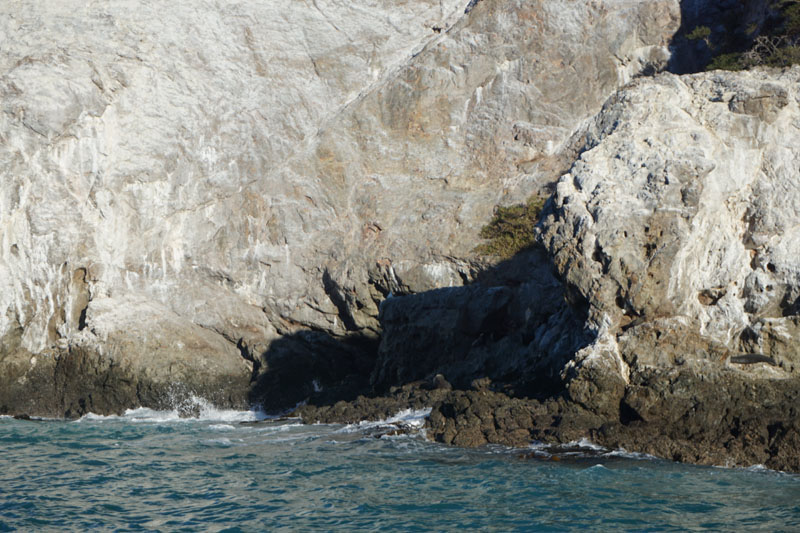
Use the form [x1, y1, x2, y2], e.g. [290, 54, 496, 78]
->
[2, 403, 799, 532]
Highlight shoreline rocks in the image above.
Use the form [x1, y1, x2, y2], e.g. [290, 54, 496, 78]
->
[296, 364, 800, 472]
[300, 66, 800, 473]
[1, 0, 799, 473]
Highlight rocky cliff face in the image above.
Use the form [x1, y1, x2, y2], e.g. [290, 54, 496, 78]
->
[543, 67, 800, 393]
[0, 0, 679, 415]
[352, 66, 800, 471]
[536, 67, 800, 470]
[3, 0, 799, 472]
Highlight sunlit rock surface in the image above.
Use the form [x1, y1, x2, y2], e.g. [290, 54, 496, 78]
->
[541, 67, 800, 382]
[0, 0, 678, 414]
[352, 67, 800, 471]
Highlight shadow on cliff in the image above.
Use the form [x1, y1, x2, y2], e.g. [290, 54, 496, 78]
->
[247, 330, 378, 413]
[667, 0, 774, 74]
[249, 243, 595, 414]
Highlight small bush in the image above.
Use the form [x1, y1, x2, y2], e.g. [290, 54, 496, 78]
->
[687, 25, 712, 41]
[782, 2, 800, 36]
[474, 195, 546, 259]
[707, 52, 748, 71]
[705, 0, 800, 71]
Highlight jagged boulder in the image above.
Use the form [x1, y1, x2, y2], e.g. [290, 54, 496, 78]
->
[531, 67, 800, 470]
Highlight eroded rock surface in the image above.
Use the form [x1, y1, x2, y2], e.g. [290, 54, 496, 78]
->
[541, 68, 800, 381]
[0, 0, 678, 415]
[537, 67, 800, 470]
[5, 0, 797, 473]
[335, 67, 800, 472]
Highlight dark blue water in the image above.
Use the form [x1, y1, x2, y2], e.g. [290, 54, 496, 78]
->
[2, 403, 799, 532]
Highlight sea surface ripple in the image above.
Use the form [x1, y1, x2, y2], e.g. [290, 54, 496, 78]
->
[1, 406, 799, 532]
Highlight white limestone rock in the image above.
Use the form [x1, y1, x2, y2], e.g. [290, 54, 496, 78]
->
[541, 67, 800, 381]
[0, 0, 679, 413]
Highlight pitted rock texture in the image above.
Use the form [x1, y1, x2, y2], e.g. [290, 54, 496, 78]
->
[540, 67, 800, 379]
[350, 67, 800, 472]
[529, 67, 800, 470]
[0, 0, 678, 415]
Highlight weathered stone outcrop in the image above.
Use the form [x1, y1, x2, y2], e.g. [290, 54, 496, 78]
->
[0, 0, 678, 415]
[3, 0, 797, 472]
[530, 66, 800, 470]
[326, 66, 800, 472]
[0, 297, 252, 417]
[541, 67, 800, 383]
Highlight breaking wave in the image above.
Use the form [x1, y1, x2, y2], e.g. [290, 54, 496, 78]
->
[76, 394, 269, 423]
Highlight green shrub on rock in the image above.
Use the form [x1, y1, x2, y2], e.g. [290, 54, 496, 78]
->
[474, 195, 546, 259]
[687, 25, 712, 41]
[705, 0, 800, 71]
[707, 52, 748, 71]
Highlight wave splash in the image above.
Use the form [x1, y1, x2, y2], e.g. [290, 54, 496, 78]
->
[77, 394, 269, 423]
[521, 437, 661, 463]
[335, 408, 432, 434]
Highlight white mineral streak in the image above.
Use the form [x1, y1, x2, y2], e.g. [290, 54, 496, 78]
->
[0, 0, 465, 355]
[0, 0, 678, 378]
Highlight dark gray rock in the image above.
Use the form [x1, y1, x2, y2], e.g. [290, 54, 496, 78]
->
[372, 248, 592, 398]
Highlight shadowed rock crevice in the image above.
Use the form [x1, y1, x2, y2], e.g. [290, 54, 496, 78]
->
[667, 0, 755, 73]
[247, 330, 378, 413]
[667, 0, 799, 74]
[252, 242, 594, 416]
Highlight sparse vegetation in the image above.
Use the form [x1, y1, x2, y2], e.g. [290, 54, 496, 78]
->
[707, 52, 749, 71]
[687, 25, 711, 41]
[474, 195, 546, 259]
[703, 1, 800, 71]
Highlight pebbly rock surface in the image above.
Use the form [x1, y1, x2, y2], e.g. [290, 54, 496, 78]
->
[0, 0, 678, 416]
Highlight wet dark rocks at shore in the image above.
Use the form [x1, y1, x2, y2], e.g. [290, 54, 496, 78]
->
[294, 369, 800, 472]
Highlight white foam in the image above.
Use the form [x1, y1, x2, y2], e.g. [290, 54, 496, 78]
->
[76, 412, 125, 422]
[384, 408, 431, 428]
[741, 463, 788, 475]
[570, 438, 605, 451]
[125, 408, 183, 422]
[526, 439, 659, 462]
[336, 407, 432, 433]
[605, 448, 658, 461]
[76, 395, 270, 423]
[209, 424, 236, 431]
